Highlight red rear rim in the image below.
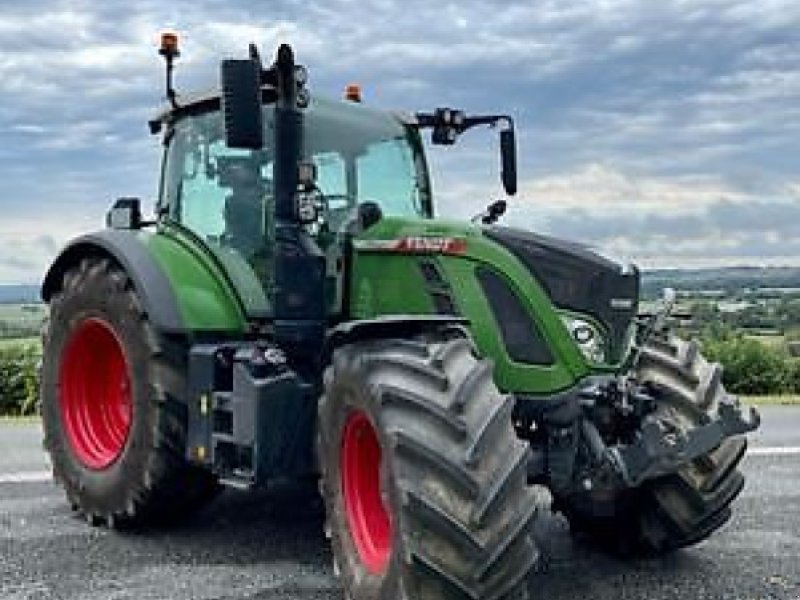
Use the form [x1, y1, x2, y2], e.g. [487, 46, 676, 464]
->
[59, 318, 132, 470]
[341, 410, 392, 574]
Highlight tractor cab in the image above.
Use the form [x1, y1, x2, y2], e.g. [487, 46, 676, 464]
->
[153, 94, 432, 320]
[147, 40, 517, 355]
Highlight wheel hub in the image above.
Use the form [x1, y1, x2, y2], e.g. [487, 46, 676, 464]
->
[341, 410, 392, 574]
[58, 318, 132, 470]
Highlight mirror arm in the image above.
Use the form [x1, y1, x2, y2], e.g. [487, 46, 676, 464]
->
[412, 109, 517, 195]
[412, 112, 514, 135]
[460, 114, 513, 133]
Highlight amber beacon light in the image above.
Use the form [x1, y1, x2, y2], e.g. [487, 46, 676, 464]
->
[159, 31, 180, 58]
[345, 83, 362, 102]
[158, 31, 181, 108]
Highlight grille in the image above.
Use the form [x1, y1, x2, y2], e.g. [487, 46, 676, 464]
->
[477, 268, 554, 365]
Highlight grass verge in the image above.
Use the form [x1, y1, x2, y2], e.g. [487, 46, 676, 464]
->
[0, 415, 41, 424]
[0, 337, 40, 351]
[742, 394, 800, 406]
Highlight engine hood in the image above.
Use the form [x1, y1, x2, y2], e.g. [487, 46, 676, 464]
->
[483, 226, 640, 363]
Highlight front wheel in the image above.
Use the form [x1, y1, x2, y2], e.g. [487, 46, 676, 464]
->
[317, 334, 540, 600]
[561, 333, 747, 555]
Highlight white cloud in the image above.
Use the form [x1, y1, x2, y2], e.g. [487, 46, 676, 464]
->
[0, 214, 102, 284]
[493, 163, 800, 269]
[10, 124, 47, 135]
[519, 163, 743, 213]
[0, 0, 799, 279]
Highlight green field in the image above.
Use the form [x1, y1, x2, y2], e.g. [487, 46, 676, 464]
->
[0, 337, 40, 351]
[745, 333, 786, 349]
[743, 394, 800, 406]
[0, 302, 45, 349]
[0, 302, 45, 321]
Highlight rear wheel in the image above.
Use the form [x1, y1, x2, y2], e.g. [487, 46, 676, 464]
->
[561, 333, 747, 555]
[41, 257, 218, 527]
[318, 333, 539, 600]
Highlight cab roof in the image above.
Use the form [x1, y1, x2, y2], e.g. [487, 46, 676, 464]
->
[148, 86, 416, 135]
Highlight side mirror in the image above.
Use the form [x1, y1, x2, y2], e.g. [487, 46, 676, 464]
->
[500, 128, 517, 196]
[483, 199, 507, 224]
[220, 58, 264, 149]
[106, 198, 143, 230]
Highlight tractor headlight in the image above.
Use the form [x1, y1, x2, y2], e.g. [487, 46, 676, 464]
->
[561, 316, 607, 364]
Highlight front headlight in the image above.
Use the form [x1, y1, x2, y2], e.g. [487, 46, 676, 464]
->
[561, 316, 607, 364]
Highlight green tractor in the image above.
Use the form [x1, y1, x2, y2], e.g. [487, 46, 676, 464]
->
[40, 38, 759, 600]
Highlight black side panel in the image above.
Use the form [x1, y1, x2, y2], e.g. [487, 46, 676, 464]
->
[485, 227, 639, 362]
[41, 230, 185, 333]
[477, 268, 554, 365]
[418, 258, 460, 316]
[187, 344, 318, 484]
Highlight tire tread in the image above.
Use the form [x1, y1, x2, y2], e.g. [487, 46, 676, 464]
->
[318, 335, 539, 600]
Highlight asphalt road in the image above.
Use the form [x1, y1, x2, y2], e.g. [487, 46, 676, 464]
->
[1, 406, 799, 600]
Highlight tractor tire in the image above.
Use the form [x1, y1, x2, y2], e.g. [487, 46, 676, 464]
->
[317, 334, 539, 600]
[41, 256, 219, 528]
[563, 332, 747, 555]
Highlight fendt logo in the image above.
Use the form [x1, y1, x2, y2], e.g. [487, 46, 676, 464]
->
[354, 237, 468, 255]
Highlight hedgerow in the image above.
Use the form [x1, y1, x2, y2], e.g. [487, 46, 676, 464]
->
[0, 345, 40, 416]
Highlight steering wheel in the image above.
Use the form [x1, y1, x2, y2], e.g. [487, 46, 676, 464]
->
[321, 194, 358, 232]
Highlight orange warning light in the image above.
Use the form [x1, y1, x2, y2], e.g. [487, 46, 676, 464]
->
[345, 83, 362, 103]
[159, 31, 180, 57]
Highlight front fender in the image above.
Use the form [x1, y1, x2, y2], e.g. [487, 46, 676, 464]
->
[324, 315, 469, 360]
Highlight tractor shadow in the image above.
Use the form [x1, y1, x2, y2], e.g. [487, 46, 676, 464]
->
[530, 512, 726, 599]
[98, 485, 723, 598]
[110, 482, 332, 569]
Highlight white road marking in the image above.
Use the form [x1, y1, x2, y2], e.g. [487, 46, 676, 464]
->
[0, 470, 52, 484]
[748, 446, 800, 456]
[0, 448, 795, 485]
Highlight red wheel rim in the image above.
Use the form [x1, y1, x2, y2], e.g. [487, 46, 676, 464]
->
[59, 318, 132, 470]
[341, 410, 392, 574]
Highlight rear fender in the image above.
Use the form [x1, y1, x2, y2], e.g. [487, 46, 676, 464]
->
[42, 230, 247, 334]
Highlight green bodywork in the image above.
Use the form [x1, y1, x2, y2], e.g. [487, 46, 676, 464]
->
[141, 224, 248, 333]
[135, 212, 611, 395]
[350, 217, 600, 394]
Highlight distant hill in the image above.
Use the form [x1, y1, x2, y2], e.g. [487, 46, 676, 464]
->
[0, 285, 41, 304]
[641, 267, 800, 299]
[3, 268, 800, 304]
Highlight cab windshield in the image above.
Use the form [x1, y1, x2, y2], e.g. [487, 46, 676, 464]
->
[159, 95, 430, 316]
[304, 98, 431, 220]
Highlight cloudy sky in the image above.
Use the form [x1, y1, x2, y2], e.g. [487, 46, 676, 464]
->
[1, 0, 799, 283]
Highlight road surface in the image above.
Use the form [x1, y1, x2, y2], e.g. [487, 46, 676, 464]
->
[1, 406, 799, 599]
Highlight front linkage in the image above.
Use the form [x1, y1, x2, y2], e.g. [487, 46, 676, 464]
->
[522, 298, 759, 517]
[522, 372, 759, 496]
[610, 387, 759, 488]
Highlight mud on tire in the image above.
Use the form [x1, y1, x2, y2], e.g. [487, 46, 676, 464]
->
[317, 333, 540, 600]
[41, 257, 218, 528]
[564, 332, 747, 555]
